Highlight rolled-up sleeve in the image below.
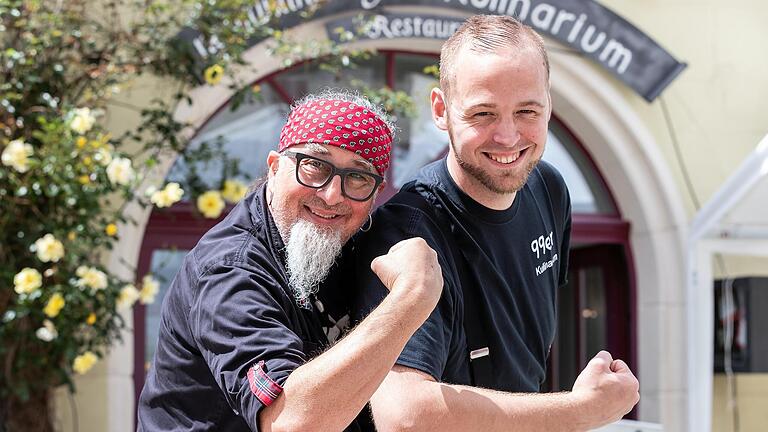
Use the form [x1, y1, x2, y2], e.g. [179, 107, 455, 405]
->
[188, 263, 304, 431]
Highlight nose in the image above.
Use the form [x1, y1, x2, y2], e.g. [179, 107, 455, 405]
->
[493, 118, 521, 147]
[316, 174, 345, 206]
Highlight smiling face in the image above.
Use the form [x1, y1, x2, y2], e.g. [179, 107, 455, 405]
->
[266, 143, 380, 244]
[432, 45, 551, 209]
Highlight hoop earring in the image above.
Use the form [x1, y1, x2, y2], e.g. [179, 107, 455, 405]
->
[360, 214, 373, 232]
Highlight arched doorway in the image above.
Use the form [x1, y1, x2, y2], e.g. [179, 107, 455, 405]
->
[132, 50, 635, 410]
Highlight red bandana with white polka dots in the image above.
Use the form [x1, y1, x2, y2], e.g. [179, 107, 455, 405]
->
[278, 99, 393, 175]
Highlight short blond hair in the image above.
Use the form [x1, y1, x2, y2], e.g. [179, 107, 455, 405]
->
[439, 15, 550, 100]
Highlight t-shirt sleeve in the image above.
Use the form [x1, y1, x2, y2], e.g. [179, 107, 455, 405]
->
[352, 204, 459, 382]
[538, 160, 572, 288]
[188, 263, 305, 432]
[553, 168, 572, 288]
[559, 196, 572, 287]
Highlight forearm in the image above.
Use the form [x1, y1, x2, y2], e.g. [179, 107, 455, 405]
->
[373, 379, 592, 432]
[260, 291, 428, 432]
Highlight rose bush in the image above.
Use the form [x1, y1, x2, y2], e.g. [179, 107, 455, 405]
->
[0, 1, 418, 430]
[1, 1, 257, 429]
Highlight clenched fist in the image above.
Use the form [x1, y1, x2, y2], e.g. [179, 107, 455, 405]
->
[571, 350, 640, 430]
[370, 237, 443, 321]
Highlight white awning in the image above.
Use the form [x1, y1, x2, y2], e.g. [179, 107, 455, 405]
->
[687, 133, 768, 432]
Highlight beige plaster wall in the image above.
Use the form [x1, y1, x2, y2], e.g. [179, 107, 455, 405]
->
[599, 0, 768, 217]
[713, 374, 768, 432]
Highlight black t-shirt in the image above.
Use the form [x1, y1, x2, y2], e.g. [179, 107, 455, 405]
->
[351, 158, 571, 392]
[138, 184, 371, 431]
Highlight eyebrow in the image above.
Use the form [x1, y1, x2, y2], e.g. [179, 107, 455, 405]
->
[301, 143, 376, 173]
[519, 100, 546, 108]
[351, 158, 376, 173]
[463, 102, 496, 111]
[303, 143, 329, 154]
[463, 100, 546, 111]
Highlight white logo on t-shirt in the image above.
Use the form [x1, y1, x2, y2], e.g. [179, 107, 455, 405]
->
[535, 254, 559, 276]
[531, 231, 558, 277]
[530, 231, 554, 259]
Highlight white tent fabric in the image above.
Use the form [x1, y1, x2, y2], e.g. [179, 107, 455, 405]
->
[687, 133, 768, 432]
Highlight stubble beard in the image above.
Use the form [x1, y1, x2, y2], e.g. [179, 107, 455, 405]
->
[448, 125, 540, 195]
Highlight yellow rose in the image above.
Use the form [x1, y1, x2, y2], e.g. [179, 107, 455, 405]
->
[151, 182, 184, 208]
[221, 179, 247, 203]
[204, 64, 224, 85]
[76, 136, 88, 149]
[150, 190, 170, 207]
[105, 223, 118, 236]
[44, 293, 66, 318]
[34, 233, 65, 263]
[139, 275, 160, 305]
[78, 175, 91, 184]
[2, 139, 34, 173]
[13, 267, 42, 294]
[72, 351, 98, 375]
[76, 265, 108, 290]
[86, 312, 97, 325]
[70, 107, 96, 134]
[117, 284, 141, 309]
[197, 190, 225, 219]
[163, 182, 184, 203]
[106, 157, 135, 186]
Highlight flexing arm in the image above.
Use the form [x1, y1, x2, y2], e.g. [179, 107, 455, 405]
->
[258, 237, 443, 432]
[371, 351, 639, 432]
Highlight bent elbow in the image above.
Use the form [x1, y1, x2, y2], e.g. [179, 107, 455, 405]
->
[258, 407, 308, 432]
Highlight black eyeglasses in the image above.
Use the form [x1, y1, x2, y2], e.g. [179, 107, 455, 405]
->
[282, 151, 383, 202]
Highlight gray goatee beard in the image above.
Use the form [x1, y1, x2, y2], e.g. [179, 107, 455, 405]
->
[284, 219, 344, 309]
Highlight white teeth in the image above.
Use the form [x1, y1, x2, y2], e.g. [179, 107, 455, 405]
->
[309, 208, 338, 219]
[488, 152, 520, 164]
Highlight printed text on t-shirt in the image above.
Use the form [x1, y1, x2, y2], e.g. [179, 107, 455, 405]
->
[530, 232, 554, 259]
[531, 231, 558, 277]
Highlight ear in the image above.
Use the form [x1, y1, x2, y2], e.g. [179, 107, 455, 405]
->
[367, 179, 386, 205]
[546, 80, 552, 122]
[545, 86, 553, 121]
[431, 87, 448, 131]
[266, 151, 281, 179]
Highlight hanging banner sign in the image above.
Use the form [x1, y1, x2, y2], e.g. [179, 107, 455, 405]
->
[184, 0, 686, 102]
[327, 14, 467, 41]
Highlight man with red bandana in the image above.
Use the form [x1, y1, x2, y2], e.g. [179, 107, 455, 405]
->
[137, 90, 442, 432]
[351, 15, 640, 431]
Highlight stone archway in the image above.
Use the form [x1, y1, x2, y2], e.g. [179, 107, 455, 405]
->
[549, 49, 689, 431]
